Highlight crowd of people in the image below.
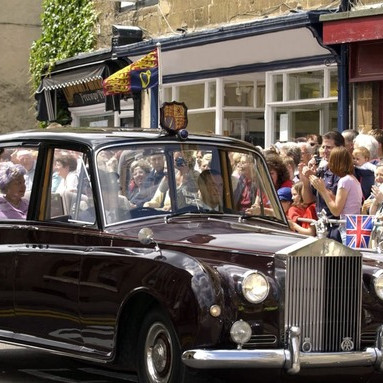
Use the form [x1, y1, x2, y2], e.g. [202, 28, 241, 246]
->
[260, 129, 383, 244]
[2, 128, 383, 245]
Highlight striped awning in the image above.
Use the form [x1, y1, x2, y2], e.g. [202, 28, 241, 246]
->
[39, 64, 105, 91]
[35, 64, 107, 122]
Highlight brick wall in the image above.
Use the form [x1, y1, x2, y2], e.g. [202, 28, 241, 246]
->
[94, 0, 382, 49]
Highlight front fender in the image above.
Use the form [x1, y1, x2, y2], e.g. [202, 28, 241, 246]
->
[88, 246, 225, 349]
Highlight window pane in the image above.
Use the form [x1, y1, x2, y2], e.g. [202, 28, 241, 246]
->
[79, 115, 114, 127]
[330, 68, 338, 97]
[50, 149, 94, 224]
[256, 83, 265, 108]
[224, 82, 254, 107]
[288, 70, 323, 100]
[187, 112, 215, 134]
[224, 111, 264, 147]
[179, 84, 204, 109]
[272, 74, 283, 102]
[208, 81, 216, 107]
[0, 147, 38, 219]
[163, 87, 172, 103]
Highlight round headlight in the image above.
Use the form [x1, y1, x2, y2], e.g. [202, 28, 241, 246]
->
[374, 270, 383, 300]
[230, 320, 252, 346]
[241, 271, 269, 303]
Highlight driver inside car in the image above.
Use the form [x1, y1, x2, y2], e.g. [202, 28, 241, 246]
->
[196, 169, 223, 211]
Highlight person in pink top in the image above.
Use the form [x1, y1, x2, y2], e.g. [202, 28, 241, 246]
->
[309, 146, 363, 245]
[0, 162, 29, 219]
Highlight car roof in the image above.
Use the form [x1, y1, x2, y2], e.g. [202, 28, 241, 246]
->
[0, 128, 259, 152]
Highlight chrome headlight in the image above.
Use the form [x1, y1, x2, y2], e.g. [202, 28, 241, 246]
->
[374, 270, 383, 300]
[230, 319, 252, 347]
[241, 270, 269, 303]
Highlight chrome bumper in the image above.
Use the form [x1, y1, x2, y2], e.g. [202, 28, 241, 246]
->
[182, 326, 383, 374]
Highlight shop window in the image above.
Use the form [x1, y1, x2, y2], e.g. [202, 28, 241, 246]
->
[224, 81, 255, 107]
[272, 74, 283, 102]
[256, 83, 265, 108]
[330, 69, 338, 97]
[265, 66, 338, 147]
[287, 70, 323, 100]
[271, 104, 338, 143]
[179, 84, 205, 109]
[224, 112, 264, 147]
[187, 112, 215, 135]
[270, 67, 337, 102]
[208, 82, 216, 107]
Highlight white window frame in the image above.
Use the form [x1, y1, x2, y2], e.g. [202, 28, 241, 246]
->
[68, 99, 134, 127]
[162, 76, 264, 136]
[264, 64, 338, 148]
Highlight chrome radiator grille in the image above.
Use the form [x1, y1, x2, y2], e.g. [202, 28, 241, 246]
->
[285, 254, 362, 352]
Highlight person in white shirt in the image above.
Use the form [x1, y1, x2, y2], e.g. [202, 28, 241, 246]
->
[55, 154, 79, 195]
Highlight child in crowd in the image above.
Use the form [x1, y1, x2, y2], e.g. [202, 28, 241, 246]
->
[287, 182, 317, 236]
[277, 187, 293, 214]
[352, 146, 376, 172]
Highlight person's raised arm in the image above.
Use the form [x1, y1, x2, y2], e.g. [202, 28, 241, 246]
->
[299, 163, 316, 204]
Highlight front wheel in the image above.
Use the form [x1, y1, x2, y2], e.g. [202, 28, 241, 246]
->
[137, 309, 185, 383]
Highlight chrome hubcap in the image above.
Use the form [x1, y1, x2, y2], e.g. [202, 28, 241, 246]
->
[145, 322, 172, 382]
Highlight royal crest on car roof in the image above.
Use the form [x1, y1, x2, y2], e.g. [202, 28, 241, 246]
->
[160, 101, 188, 136]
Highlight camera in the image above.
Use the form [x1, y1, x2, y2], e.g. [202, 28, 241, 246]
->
[314, 155, 321, 166]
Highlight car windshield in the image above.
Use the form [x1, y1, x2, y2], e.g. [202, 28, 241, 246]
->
[96, 144, 284, 225]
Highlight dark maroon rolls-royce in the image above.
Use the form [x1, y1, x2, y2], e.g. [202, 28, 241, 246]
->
[0, 127, 382, 383]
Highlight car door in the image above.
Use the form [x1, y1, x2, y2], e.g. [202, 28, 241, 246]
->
[0, 146, 40, 334]
[10, 145, 101, 349]
[14, 241, 84, 346]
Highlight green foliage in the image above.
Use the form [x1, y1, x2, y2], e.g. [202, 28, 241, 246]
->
[30, 0, 97, 90]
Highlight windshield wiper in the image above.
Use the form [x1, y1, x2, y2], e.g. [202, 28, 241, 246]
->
[164, 207, 223, 223]
[238, 212, 281, 223]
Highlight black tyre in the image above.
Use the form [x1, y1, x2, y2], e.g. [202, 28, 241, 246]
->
[137, 309, 185, 383]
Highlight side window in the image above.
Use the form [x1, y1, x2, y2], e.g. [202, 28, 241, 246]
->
[47, 149, 95, 224]
[229, 152, 258, 212]
[99, 147, 167, 223]
[228, 150, 284, 219]
[0, 147, 38, 220]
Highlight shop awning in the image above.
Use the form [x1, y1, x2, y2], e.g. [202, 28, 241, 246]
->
[35, 63, 112, 122]
[38, 64, 106, 91]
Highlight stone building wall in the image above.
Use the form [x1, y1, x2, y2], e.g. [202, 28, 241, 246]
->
[0, 0, 42, 133]
[94, 0, 382, 50]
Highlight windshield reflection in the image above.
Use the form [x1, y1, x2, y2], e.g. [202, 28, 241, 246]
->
[96, 144, 284, 225]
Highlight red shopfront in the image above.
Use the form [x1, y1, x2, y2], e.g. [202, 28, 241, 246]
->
[322, 9, 383, 131]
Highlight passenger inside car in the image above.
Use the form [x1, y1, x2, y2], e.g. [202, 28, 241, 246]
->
[100, 170, 130, 224]
[233, 153, 257, 211]
[127, 159, 152, 208]
[144, 151, 199, 211]
[0, 161, 29, 219]
[55, 152, 79, 195]
[143, 151, 166, 200]
[196, 169, 223, 211]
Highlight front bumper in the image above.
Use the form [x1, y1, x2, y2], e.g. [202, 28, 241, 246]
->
[182, 326, 383, 374]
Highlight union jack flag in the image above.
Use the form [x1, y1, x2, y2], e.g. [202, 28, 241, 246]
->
[346, 215, 374, 248]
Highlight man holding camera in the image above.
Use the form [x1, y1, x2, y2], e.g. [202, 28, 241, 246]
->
[299, 131, 345, 242]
